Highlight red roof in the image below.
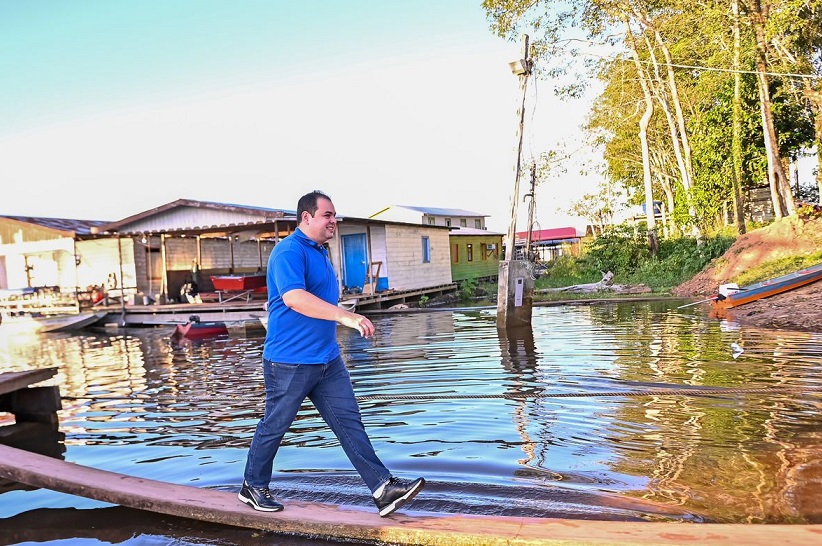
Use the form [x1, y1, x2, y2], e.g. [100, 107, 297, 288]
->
[515, 227, 578, 241]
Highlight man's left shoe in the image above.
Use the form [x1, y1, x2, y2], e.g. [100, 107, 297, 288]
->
[238, 481, 284, 512]
[373, 476, 425, 517]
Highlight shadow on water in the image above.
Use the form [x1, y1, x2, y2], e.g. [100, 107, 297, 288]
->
[1, 302, 822, 545]
[0, 507, 349, 546]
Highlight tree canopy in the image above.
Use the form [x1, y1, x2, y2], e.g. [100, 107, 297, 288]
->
[483, 0, 821, 237]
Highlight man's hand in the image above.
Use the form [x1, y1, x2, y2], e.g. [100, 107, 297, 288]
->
[339, 312, 375, 338]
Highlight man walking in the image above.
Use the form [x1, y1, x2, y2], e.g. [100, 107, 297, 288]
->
[239, 190, 424, 517]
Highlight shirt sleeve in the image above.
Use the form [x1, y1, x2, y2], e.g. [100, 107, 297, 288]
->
[273, 248, 307, 296]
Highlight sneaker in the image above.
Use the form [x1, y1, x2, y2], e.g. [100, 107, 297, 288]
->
[238, 481, 284, 512]
[373, 476, 425, 517]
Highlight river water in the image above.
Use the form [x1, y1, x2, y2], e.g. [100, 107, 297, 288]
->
[1, 301, 821, 545]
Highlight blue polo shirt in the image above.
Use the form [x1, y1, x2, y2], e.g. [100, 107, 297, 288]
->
[263, 228, 341, 364]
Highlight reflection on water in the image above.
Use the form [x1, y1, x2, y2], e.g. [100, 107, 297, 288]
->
[1, 302, 822, 544]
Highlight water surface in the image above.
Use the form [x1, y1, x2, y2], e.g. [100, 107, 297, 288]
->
[1, 302, 821, 545]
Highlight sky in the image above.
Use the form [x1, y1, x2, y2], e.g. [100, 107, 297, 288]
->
[0, 0, 605, 234]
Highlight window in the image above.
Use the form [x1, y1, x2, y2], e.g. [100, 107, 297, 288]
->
[480, 243, 487, 260]
[452, 244, 459, 263]
[467, 244, 473, 262]
[475, 219, 482, 229]
[460, 219, 467, 227]
[445, 218, 452, 227]
[428, 217, 436, 225]
[422, 236, 431, 263]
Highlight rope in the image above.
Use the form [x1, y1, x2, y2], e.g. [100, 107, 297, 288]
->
[60, 386, 822, 403]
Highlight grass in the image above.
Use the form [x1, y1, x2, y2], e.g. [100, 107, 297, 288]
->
[732, 251, 822, 286]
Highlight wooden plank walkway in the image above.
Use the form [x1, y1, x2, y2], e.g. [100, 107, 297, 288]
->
[0, 444, 820, 545]
[0, 368, 56, 396]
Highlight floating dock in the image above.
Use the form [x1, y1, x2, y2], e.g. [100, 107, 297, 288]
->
[0, 444, 820, 546]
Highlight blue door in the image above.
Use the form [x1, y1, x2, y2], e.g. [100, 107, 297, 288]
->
[342, 233, 368, 290]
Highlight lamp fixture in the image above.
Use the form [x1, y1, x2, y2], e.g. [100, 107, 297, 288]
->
[508, 58, 531, 76]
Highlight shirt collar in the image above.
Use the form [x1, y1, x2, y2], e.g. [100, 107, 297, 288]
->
[294, 227, 326, 251]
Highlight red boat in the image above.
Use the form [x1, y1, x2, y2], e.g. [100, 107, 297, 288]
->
[172, 316, 229, 339]
[210, 274, 266, 291]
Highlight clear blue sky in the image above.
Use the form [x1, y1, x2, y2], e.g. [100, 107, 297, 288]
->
[0, 0, 600, 232]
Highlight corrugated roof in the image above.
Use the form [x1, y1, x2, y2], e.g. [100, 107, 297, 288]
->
[450, 227, 504, 236]
[0, 215, 109, 235]
[391, 205, 488, 217]
[96, 198, 296, 233]
[516, 227, 579, 241]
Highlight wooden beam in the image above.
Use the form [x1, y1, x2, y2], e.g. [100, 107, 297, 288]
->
[0, 369, 57, 397]
[0, 444, 819, 545]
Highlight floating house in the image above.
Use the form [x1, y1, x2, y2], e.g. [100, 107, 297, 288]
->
[0, 215, 111, 313]
[1, 199, 457, 317]
[514, 227, 583, 262]
[369, 205, 502, 283]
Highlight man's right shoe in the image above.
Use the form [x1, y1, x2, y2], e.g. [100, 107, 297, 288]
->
[373, 476, 425, 517]
[238, 481, 284, 512]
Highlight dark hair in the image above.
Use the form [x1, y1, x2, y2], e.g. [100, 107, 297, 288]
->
[297, 190, 331, 220]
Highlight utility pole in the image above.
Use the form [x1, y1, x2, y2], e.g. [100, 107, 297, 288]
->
[524, 162, 537, 256]
[497, 34, 534, 330]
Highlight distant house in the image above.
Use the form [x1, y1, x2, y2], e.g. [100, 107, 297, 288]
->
[449, 227, 504, 283]
[369, 205, 488, 230]
[0, 215, 111, 309]
[1, 199, 456, 310]
[370, 205, 503, 282]
[94, 199, 297, 301]
[515, 227, 582, 262]
[336, 218, 453, 296]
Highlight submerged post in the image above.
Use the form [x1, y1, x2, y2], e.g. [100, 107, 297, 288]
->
[498, 35, 534, 329]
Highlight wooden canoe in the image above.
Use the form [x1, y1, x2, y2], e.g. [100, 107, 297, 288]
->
[0, 311, 107, 333]
[711, 262, 822, 309]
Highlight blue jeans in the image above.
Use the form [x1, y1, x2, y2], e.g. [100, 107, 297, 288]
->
[243, 355, 391, 493]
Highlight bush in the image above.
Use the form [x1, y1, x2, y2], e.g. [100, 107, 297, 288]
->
[536, 228, 736, 292]
[580, 224, 651, 277]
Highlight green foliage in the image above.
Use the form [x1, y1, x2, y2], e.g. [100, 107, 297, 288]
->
[537, 229, 736, 292]
[797, 202, 822, 220]
[537, 254, 601, 288]
[457, 277, 479, 301]
[627, 234, 737, 289]
[418, 295, 429, 307]
[580, 224, 651, 276]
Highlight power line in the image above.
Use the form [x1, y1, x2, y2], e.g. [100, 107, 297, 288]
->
[535, 36, 820, 80]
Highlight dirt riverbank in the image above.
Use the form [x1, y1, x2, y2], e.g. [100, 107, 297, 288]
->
[673, 216, 822, 332]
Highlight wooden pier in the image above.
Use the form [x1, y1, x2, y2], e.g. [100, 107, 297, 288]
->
[0, 443, 820, 545]
[0, 368, 60, 426]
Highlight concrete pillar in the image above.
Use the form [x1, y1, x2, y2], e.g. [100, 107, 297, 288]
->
[496, 260, 533, 329]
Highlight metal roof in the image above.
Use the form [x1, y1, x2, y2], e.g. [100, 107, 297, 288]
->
[450, 227, 504, 236]
[515, 227, 580, 241]
[388, 205, 488, 217]
[0, 215, 109, 236]
[96, 198, 296, 233]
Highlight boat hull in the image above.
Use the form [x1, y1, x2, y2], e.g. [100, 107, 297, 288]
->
[711, 262, 822, 309]
[172, 321, 229, 339]
[210, 275, 266, 291]
[0, 311, 106, 333]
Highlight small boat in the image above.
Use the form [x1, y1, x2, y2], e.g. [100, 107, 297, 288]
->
[172, 316, 229, 339]
[210, 274, 266, 291]
[0, 311, 107, 333]
[710, 262, 822, 309]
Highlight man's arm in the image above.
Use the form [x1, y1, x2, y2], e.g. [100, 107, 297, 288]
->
[282, 288, 375, 338]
